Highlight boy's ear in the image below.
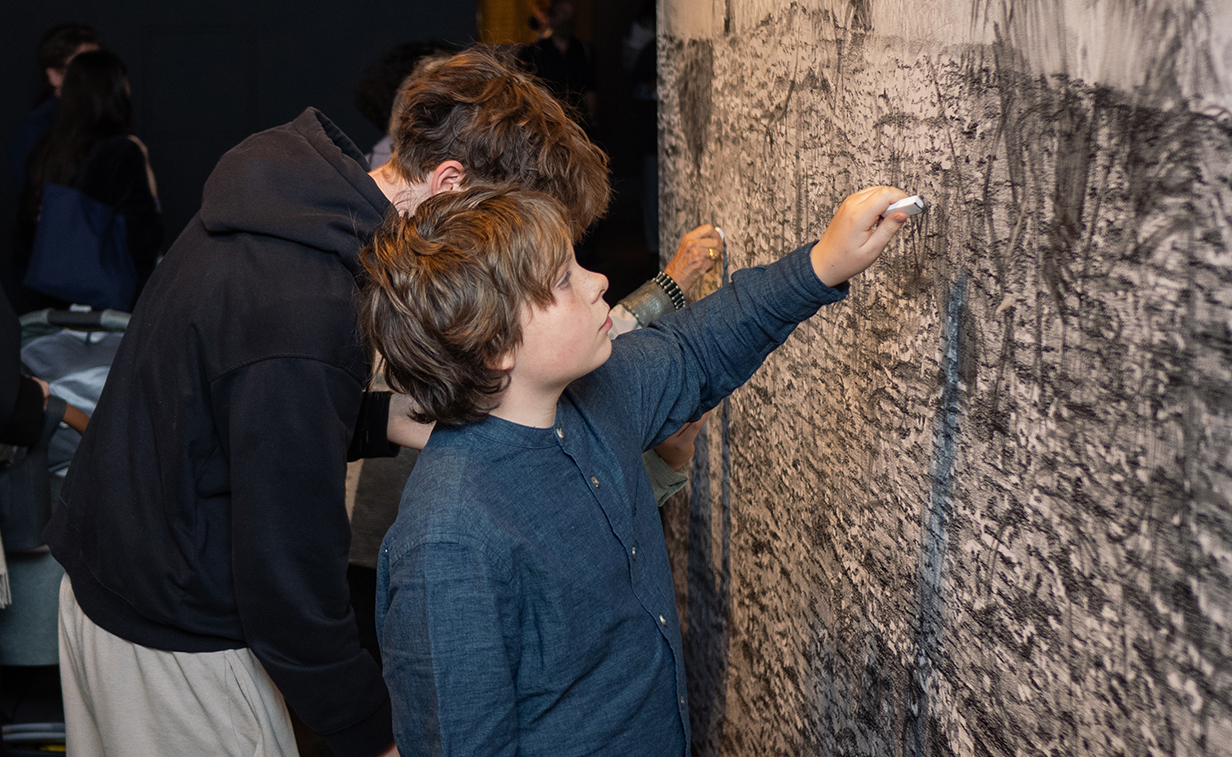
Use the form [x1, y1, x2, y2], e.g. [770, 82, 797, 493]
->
[494, 350, 515, 372]
[428, 161, 467, 196]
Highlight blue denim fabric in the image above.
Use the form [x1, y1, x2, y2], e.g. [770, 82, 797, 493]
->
[376, 244, 846, 756]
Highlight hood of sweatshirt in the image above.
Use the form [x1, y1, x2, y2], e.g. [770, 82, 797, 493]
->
[198, 108, 390, 277]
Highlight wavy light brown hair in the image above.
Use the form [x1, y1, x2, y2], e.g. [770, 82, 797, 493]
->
[360, 186, 572, 426]
[389, 45, 610, 242]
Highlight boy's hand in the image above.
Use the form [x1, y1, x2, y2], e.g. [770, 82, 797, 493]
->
[810, 187, 910, 287]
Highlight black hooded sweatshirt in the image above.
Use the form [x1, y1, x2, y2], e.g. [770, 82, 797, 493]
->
[45, 109, 396, 756]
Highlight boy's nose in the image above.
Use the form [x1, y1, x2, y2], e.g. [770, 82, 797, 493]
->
[590, 270, 609, 300]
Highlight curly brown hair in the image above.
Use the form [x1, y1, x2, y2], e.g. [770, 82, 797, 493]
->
[389, 45, 610, 242]
[360, 186, 573, 426]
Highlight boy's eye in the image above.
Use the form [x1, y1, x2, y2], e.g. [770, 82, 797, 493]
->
[557, 271, 572, 289]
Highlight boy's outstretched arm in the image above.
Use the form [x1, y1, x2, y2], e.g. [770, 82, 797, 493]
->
[598, 186, 911, 453]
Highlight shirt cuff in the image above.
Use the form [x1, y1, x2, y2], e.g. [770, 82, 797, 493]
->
[347, 391, 399, 461]
[643, 449, 689, 507]
[321, 695, 394, 757]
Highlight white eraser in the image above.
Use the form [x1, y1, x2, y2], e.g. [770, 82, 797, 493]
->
[882, 195, 925, 218]
[716, 226, 725, 243]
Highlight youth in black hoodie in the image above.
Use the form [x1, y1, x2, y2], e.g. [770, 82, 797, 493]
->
[45, 108, 398, 756]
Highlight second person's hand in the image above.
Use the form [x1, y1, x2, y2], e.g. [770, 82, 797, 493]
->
[664, 224, 724, 291]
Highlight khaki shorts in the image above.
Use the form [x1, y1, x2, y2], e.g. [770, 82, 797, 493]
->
[58, 575, 298, 757]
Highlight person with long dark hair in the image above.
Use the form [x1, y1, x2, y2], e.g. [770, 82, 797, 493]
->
[6, 23, 101, 188]
[15, 49, 161, 313]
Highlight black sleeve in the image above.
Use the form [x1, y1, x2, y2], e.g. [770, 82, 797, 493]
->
[211, 358, 394, 757]
[347, 390, 399, 461]
[0, 289, 43, 446]
[1, 377, 45, 447]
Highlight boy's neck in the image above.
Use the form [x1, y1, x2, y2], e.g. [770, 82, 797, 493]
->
[488, 383, 566, 429]
[369, 162, 429, 212]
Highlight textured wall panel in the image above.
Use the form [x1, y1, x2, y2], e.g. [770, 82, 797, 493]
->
[658, 2, 1232, 755]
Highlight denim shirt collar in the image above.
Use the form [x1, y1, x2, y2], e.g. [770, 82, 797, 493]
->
[463, 413, 561, 449]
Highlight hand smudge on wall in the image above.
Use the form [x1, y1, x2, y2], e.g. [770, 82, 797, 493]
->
[657, 1, 1232, 755]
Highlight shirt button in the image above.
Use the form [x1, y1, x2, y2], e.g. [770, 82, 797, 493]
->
[590, 476, 600, 489]
[555, 428, 565, 440]
[679, 696, 686, 706]
[659, 614, 667, 626]
[631, 546, 637, 560]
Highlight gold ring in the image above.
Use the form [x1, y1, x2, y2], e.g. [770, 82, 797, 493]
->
[707, 247, 718, 261]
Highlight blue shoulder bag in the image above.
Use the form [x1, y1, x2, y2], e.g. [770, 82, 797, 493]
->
[24, 183, 136, 312]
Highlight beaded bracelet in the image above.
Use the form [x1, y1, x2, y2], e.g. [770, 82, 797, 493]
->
[652, 272, 686, 311]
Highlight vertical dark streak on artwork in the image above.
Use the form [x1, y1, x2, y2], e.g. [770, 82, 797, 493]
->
[981, 105, 1016, 450]
[715, 398, 732, 756]
[982, 122, 1007, 286]
[680, 41, 715, 175]
[992, 31, 1025, 214]
[988, 211, 1023, 447]
[687, 421, 717, 755]
[849, 0, 873, 33]
[764, 61, 799, 145]
[909, 274, 967, 757]
[992, 28, 1048, 396]
[1041, 80, 1092, 341]
[926, 56, 965, 196]
[687, 260, 733, 757]
[795, 141, 804, 239]
[717, 253, 733, 757]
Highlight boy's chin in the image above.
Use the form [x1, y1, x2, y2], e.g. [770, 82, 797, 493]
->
[578, 343, 613, 379]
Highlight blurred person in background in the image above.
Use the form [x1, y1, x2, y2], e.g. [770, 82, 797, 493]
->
[7, 23, 102, 189]
[4, 23, 102, 309]
[518, 0, 596, 129]
[353, 40, 457, 171]
[15, 49, 162, 314]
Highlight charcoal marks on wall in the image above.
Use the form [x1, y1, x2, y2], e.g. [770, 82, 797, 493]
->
[678, 41, 715, 174]
[660, 2, 1232, 754]
[685, 260, 736, 756]
[970, 0, 1230, 112]
[910, 274, 967, 757]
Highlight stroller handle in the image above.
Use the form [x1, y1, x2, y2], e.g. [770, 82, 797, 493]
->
[19, 308, 130, 333]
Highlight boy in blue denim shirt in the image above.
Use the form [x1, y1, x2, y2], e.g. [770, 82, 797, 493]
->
[362, 185, 912, 755]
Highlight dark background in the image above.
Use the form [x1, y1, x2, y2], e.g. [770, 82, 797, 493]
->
[1, 0, 479, 273]
[3, 0, 661, 305]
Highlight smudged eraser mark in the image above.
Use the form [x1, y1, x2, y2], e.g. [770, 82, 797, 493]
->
[883, 195, 926, 218]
